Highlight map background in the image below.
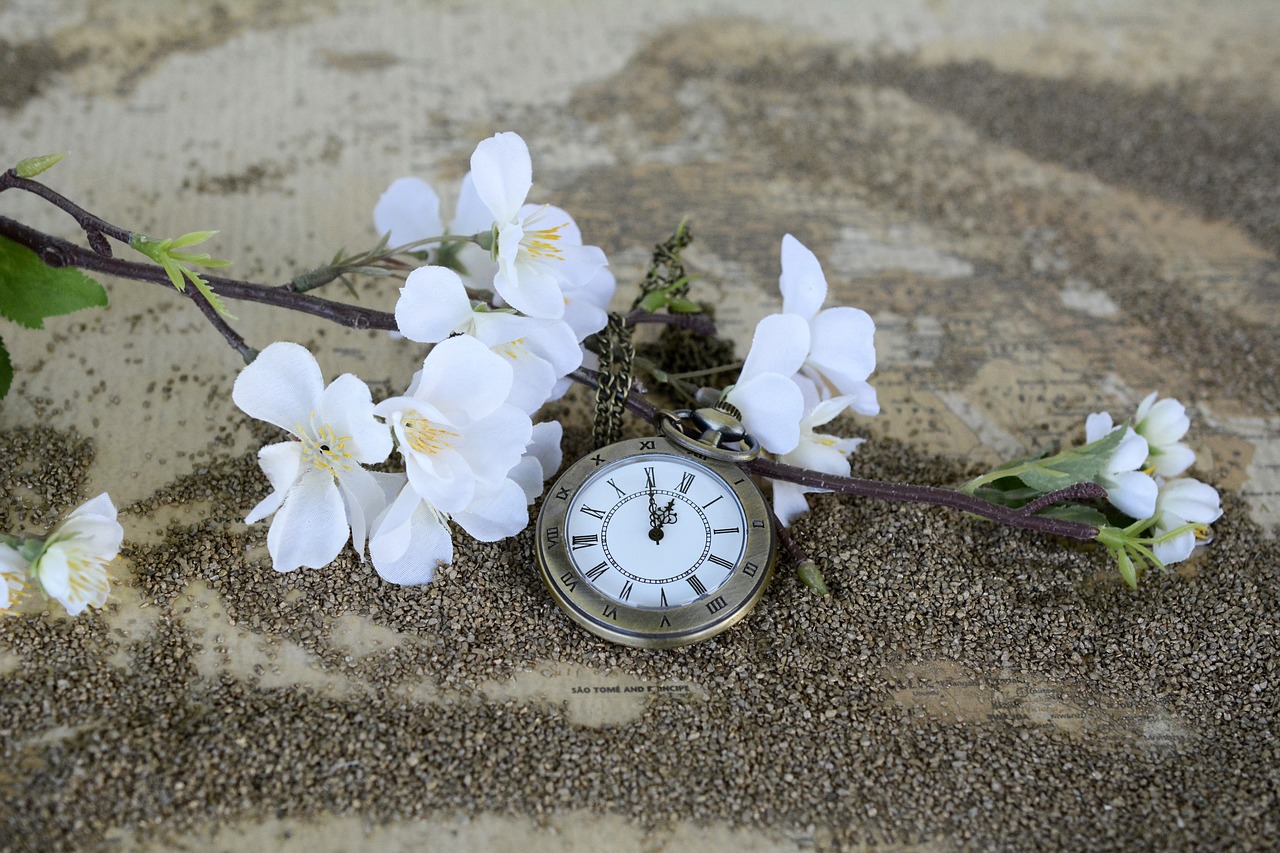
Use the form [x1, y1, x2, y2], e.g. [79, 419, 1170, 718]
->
[1, 1, 1277, 850]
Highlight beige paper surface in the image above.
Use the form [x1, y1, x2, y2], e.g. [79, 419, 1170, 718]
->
[3, 2, 1278, 850]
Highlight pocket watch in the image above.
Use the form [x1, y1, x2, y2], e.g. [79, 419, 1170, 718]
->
[535, 406, 777, 648]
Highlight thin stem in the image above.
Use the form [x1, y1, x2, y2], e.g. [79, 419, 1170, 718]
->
[0, 216, 397, 331]
[1018, 482, 1107, 515]
[773, 514, 807, 565]
[624, 309, 716, 336]
[186, 286, 258, 364]
[632, 354, 702, 405]
[2, 194, 1101, 545]
[667, 360, 743, 381]
[0, 170, 131, 246]
[745, 457, 1099, 541]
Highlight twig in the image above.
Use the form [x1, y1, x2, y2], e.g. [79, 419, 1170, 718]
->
[1, 186, 1100, 544]
[745, 458, 1099, 541]
[0, 170, 131, 248]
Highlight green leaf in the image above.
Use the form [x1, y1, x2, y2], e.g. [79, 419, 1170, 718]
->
[168, 229, 219, 249]
[970, 482, 1044, 508]
[637, 290, 668, 313]
[190, 274, 236, 320]
[1037, 504, 1110, 527]
[667, 296, 702, 314]
[1013, 427, 1125, 494]
[0, 334, 12, 400]
[0, 236, 108, 329]
[15, 152, 66, 178]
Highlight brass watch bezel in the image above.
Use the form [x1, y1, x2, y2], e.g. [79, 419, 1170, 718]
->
[534, 435, 777, 649]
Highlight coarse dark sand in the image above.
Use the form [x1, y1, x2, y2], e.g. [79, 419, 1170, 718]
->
[1, 407, 1276, 851]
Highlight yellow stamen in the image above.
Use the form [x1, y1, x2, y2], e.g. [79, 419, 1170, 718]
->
[402, 416, 459, 456]
[66, 553, 111, 601]
[496, 337, 527, 360]
[297, 412, 356, 476]
[521, 217, 567, 261]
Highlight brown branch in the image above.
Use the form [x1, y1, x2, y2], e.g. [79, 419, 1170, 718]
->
[745, 457, 1100, 541]
[1, 189, 1100, 545]
[0, 216, 396, 332]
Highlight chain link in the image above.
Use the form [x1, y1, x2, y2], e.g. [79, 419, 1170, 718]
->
[592, 311, 635, 447]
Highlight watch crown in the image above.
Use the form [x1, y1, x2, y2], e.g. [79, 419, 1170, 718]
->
[712, 399, 743, 424]
[658, 405, 760, 462]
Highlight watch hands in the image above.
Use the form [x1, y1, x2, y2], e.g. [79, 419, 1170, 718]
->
[647, 486, 678, 543]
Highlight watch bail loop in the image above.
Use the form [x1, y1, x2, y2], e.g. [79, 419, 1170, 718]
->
[658, 404, 761, 462]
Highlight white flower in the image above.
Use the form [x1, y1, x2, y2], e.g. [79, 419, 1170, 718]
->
[1151, 477, 1223, 565]
[509, 421, 564, 504]
[374, 334, 532, 521]
[469, 132, 608, 318]
[771, 397, 865, 526]
[366, 420, 552, 586]
[0, 544, 25, 611]
[1086, 412, 1158, 520]
[32, 494, 121, 616]
[724, 313, 808, 454]
[778, 234, 879, 414]
[233, 343, 393, 573]
[563, 265, 615, 343]
[374, 177, 443, 249]
[1134, 392, 1195, 478]
[367, 472, 453, 586]
[394, 265, 582, 413]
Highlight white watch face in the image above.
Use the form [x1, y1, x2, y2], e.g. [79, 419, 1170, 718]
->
[536, 435, 776, 648]
[565, 453, 747, 609]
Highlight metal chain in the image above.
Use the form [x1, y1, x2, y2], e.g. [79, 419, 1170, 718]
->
[630, 219, 693, 311]
[593, 311, 635, 448]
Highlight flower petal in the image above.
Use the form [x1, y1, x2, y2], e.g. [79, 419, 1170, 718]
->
[318, 373, 393, 465]
[519, 203, 584, 246]
[369, 484, 452, 585]
[495, 243, 568, 320]
[233, 342, 324, 436]
[1152, 528, 1196, 565]
[551, 244, 609, 290]
[726, 372, 805, 455]
[1108, 428, 1150, 475]
[450, 172, 494, 236]
[413, 334, 514, 422]
[1105, 469, 1158, 520]
[806, 306, 877, 392]
[265, 466, 349, 573]
[338, 464, 389, 559]
[1157, 477, 1223, 525]
[783, 434, 858, 477]
[395, 265, 476, 343]
[245, 442, 302, 524]
[1085, 412, 1115, 444]
[470, 132, 532, 225]
[770, 479, 814, 527]
[563, 267, 614, 341]
[1150, 443, 1196, 479]
[452, 478, 530, 541]
[779, 233, 827, 320]
[455, 405, 533, 486]
[374, 177, 443, 248]
[1137, 395, 1190, 447]
[740, 314, 809, 383]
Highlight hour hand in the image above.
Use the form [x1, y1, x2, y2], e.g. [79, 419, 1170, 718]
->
[648, 488, 665, 542]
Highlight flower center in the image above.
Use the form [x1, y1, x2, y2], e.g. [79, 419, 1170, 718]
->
[65, 551, 111, 600]
[495, 337, 527, 360]
[298, 416, 355, 475]
[520, 209, 567, 261]
[402, 416, 459, 456]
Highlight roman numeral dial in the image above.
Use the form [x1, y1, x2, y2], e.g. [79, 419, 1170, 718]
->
[536, 436, 776, 649]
